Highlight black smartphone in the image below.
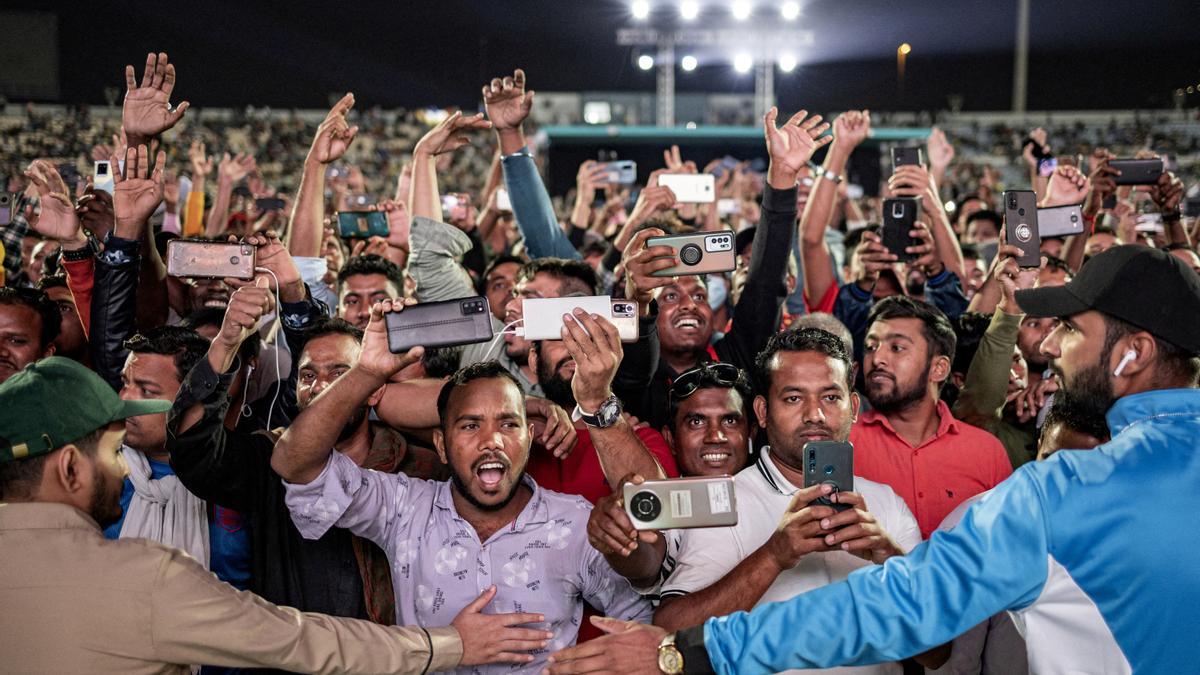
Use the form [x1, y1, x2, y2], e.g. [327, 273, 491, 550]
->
[1109, 158, 1163, 186]
[1003, 190, 1042, 268]
[255, 197, 286, 212]
[891, 147, 924, 169]
[384, 296, 493, 353]
[1183, 198, 1200, 219]
[337, 211, 390, 239]
[882, 197, 921, 262]
[803, 441, 854, 513]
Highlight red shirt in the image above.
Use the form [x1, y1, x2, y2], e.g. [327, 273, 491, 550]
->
[527, 426, 679, 505]
[850, 400, 1012, 539]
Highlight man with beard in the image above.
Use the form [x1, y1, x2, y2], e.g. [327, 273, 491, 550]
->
[544, 241, 1200, 675]
[0, 358, 545, 673]
[853, 296, 1011, 538]
[274, 300, 653, 673]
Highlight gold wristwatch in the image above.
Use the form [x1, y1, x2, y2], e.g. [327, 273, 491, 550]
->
[658, 632, 684, 674]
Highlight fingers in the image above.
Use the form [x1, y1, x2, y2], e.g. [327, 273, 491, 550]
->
[329, 92, 355, 118]
[151, 52, 167, 90]
[141, 53, 155, 89]
[786, 483, 832, 512]
[463, 585, 497, 613]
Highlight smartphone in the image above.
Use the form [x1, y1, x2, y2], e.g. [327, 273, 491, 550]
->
[1037, 157, 1058, 177]
[255, 197, 286, 212]
[343, 193, 374, 210]
[599, 160, 637, 185]
[891, 147, 925, 169]
[520, 296, 615, 341]
[658, 174, 716, 203]
[0, 193, 12, 226]
[610, 299, 639, 343]
[1037, 204, 1084, 238]
[166, 240, 256, 280]
[93, 161, 114, 194]
[495, 188, 512, 212]
[1003, 190, 1042, 268]
[802, 441, 854, 513]
[624, 476, 738, 530]
[717, 198, 738, 216]
[441, 194, 468, 221]
[1183, 198, 1200, 219]
[384, 296, 493, 353]
[645, 231, 736, 277]
[711, 155, 740, 178]
[1135, 213, 1164, 234]
[337, 211, 390, 239]
[1109, 158, 1163, 186]
[881, 197, 921, 262]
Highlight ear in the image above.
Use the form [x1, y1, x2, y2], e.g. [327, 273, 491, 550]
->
[753, 395, 768, 430]
[1115, 333, 1157, 378]
[526, 342, 540, 375]
[661, 425, 675, 451]
[51, 445, 88, 495]
[930, 355, 952, 385]
[849, 392, 860, 424]
[432, 428, 448, 465]
[366, 383, 387, 407]
[42, 342, 56, 358]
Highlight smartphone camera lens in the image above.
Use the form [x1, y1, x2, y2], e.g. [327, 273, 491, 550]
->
[1018, 208, 1026, 216]
[679, 243, 703, 266]
[229, 256, 240, 265]
[824, 464, 836, 476]
[628, 491, 662, 523]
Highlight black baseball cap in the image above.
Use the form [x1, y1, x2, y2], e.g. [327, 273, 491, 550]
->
[1015, 245, 1200, 354]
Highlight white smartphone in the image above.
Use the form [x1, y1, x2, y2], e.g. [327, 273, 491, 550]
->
[717, 198, 738, 215]
[495, 188, 512, 212]
[93, 161, 115, 194]
[658, 174, 715, 203]
[519, 295, 631, 341]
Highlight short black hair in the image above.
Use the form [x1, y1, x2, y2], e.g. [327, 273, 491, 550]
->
[305, 316, 364, 344]
[338, 254, 405, 292]
[1043, 255, 1072, 278]
[422, 345, 465, 379]
[956, 193, 989, 213]
[478, 254, 526, 294]
[436, 361, 524, 429]
[35, 274, 68, 292]
[0, 427, 105, 500]
[1102, 314, 1200, 387]
[754, 327, 854, 394]
[867, 295, 957, 364]
[124, 326, 210, 382]
[667, 364, 754, 431]
[181, 307, 261, 365]
[517, 258, 598, 296]
[0, 287, 61, 351]
[965, 209, 1002, 233]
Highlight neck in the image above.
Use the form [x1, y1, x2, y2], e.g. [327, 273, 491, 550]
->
[768, 449, 807, 490]
[142, 445, 169, 463]
[335, 417, 374, 467]
[880, 394, 942, 447]
[661, 345, 702, 375]
[450, 482, 533, 542]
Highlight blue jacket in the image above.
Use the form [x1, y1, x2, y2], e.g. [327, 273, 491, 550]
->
[501, 152, 581, 261]
[689, 388, 1200, 674]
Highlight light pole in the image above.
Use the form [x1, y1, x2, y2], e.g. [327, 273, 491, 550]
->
[897, 42, 911, 102]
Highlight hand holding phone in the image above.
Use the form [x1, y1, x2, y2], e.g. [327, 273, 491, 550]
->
[384, 296, 493, 353]
[1003, 190, 1042, 267]
[337, 211, 390, 239]
[166, 240, 256, 280]
[881, 198, 921, 262]
[624, 476, 737, 530]
[645, 231, 736, 277]
[802, 441, 854, 512]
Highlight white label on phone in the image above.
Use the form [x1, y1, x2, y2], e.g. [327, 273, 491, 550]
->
[669, 490, 693, 519]
[707, 481, 732, 514]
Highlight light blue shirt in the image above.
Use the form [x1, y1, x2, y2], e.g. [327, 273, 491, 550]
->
[699, 388, 1200, 674]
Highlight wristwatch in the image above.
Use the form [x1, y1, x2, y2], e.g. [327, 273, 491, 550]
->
[575, 394, 622, 429]
[658, 633, 684, 674]
[815, 166, 845, 184]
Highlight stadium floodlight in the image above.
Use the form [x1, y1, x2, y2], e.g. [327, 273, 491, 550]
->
[638, 54, 655, 70]
[781, 1, 800, 20]
[733, 53, 753, 73]
[680, 0, 700, 20]
[778, 54, 797, 72]
[632, 0, 650, 20]
[681, 55, 698, 71]
[732, 1, 753, 20]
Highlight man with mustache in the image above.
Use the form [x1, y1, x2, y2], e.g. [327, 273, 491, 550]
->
[274, 300, 654, 673]
[0, 287, 60, 384]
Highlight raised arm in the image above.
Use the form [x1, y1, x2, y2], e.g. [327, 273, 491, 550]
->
[206, 152, 256, 237]
[288, 94, 358, 258]
[410, 111, 492, 223]
[121, 52, 189, 150]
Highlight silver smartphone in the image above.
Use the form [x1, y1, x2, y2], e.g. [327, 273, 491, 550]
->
[658, 174, 716, 203]
[624, 476, 738, 530]
[1037, 204, 1085, 238]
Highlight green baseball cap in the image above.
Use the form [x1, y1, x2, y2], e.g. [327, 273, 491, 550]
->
[0, 357, 172, 463]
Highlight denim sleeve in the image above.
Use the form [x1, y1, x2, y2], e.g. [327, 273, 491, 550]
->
[926, 269, 969, 321]
[501, 152, 580, 260]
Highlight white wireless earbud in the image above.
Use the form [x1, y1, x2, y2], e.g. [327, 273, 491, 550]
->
[1113, 349, 1138, 377]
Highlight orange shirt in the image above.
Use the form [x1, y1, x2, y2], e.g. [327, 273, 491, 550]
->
[850, 400, 1012, 539]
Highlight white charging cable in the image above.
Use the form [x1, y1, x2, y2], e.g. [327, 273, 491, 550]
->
[480, 318, 524, 363]
[253, 266, 284, 431]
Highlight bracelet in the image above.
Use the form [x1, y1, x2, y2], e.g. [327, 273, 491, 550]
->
[419, 627, 433, 675]
[815, 167, 845, 184]
[1162, 210, 1182, 223]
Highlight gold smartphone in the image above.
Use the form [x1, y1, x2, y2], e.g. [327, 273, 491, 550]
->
[647, 230, 737, 277]
[166, 240, 256, 280]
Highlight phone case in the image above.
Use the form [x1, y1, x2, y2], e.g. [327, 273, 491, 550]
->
[337, 211, 390, 238]
[882, 198, 920, 262]
[892, 147, 924, 168]
[658, 174, 716, 203]
[646, 231, 737, 277]
[384, 296, 493, 353]
[802, 441, 854, 512]
[601, 160, 637, 185]
[1110, 158, 1163, 186]
[166, 240, 256, 280]
[520, 296, 615, 341]
[1037, 204, 1084, 238]
[610, 299, 640, 343]
[1003, 190, 1042, 267]
[624, 476, 738, 530]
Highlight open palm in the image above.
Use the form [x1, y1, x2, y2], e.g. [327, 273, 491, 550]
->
[23, 160, 82, 243]
[483, 69, 534, 131]
[122, 52, 189, 139]
[113, 146, 165, 229]
[764, 107, 832, 174]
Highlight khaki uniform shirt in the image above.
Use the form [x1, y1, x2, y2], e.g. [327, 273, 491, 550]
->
[0, 502, 463, 674]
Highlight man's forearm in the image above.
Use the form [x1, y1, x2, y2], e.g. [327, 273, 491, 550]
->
[374, 377, 449, 430]
[653, 546, 780, 631]
[205, 175, 235, 237]
[587, 418, 666, 489]
[409, 149, 443, 223]
[288, 161, 326, 257]
[799, 144, 851, 302]
[606, 535, 667, 588]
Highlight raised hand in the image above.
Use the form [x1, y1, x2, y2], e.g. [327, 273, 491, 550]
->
[242, 230, 305, 302]
[622, 227, 676, 308]
[526, 396, 579, 459]
[189, 139, 214, 178]
[587, 473, 657, 556]
[23, 160, 85, 247]
[482, 69, 535, 132]
[905, 220, 940, 274]
[122, 52, 189, 141]
[1043, 164, 1089, 207]
[926, 127, 956, 171]
[414, 111, 492, 156]
[356, 299, 425, 381]
[1022, 127, 1050, 170]
[1149, 170, 1185, 214]
[379, 199, 411, 252]
[212, 277, 275, 360]
[662, 145, 696, 174]
[624, 184, 677, 229]
[852, 230, 899, 290]
[1083, 148, 1118, 217]
[112, 145, 166, 233]
[163, 170, 180, 212]
[576, 160, 611, 206]
[77, 188, 115, 239]
[561, 310, 623, 412]
[219, 152, 257, 183]
[831, 109, 871, 151]
[308, 93, 359, 165]
[452, 586, 552, 667]
[763, 107, 832, 188]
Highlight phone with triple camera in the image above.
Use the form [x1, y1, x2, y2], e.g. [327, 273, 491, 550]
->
[657, 174, 716, 203]
[645, 230, 736, 277]
[384, 296, 493, 353]
[93, 161, 115, 194]
[166, 240, 257, 280]
[1037, 204, 1084, 238]
[802, 441, 854, 513]
[1003, 190, 1042, 268]
[881, 197, 920, 262]
[599, 160, 637, 185]
[624, 476, 738, 530]
[610, 299, 639, 343]
[891, 147, 924, 169]
[337, 211, 390, 239]
[1109, 158, 1163, 186]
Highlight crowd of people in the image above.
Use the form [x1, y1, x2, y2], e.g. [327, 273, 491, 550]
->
[2, 51, 1199, 674]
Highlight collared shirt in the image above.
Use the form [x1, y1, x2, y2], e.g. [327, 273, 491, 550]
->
[285, 451, 653, 674]
[662, 448, 920, 675]
[850, 399, 1012, 538]
[688, 389, 1200, 674]
[0, 501, 461, 674]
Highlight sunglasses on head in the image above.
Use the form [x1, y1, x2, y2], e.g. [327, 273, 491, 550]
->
[670, 362, 743, 401]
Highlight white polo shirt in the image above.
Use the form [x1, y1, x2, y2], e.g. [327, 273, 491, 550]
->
[661, 447, 921, 675]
